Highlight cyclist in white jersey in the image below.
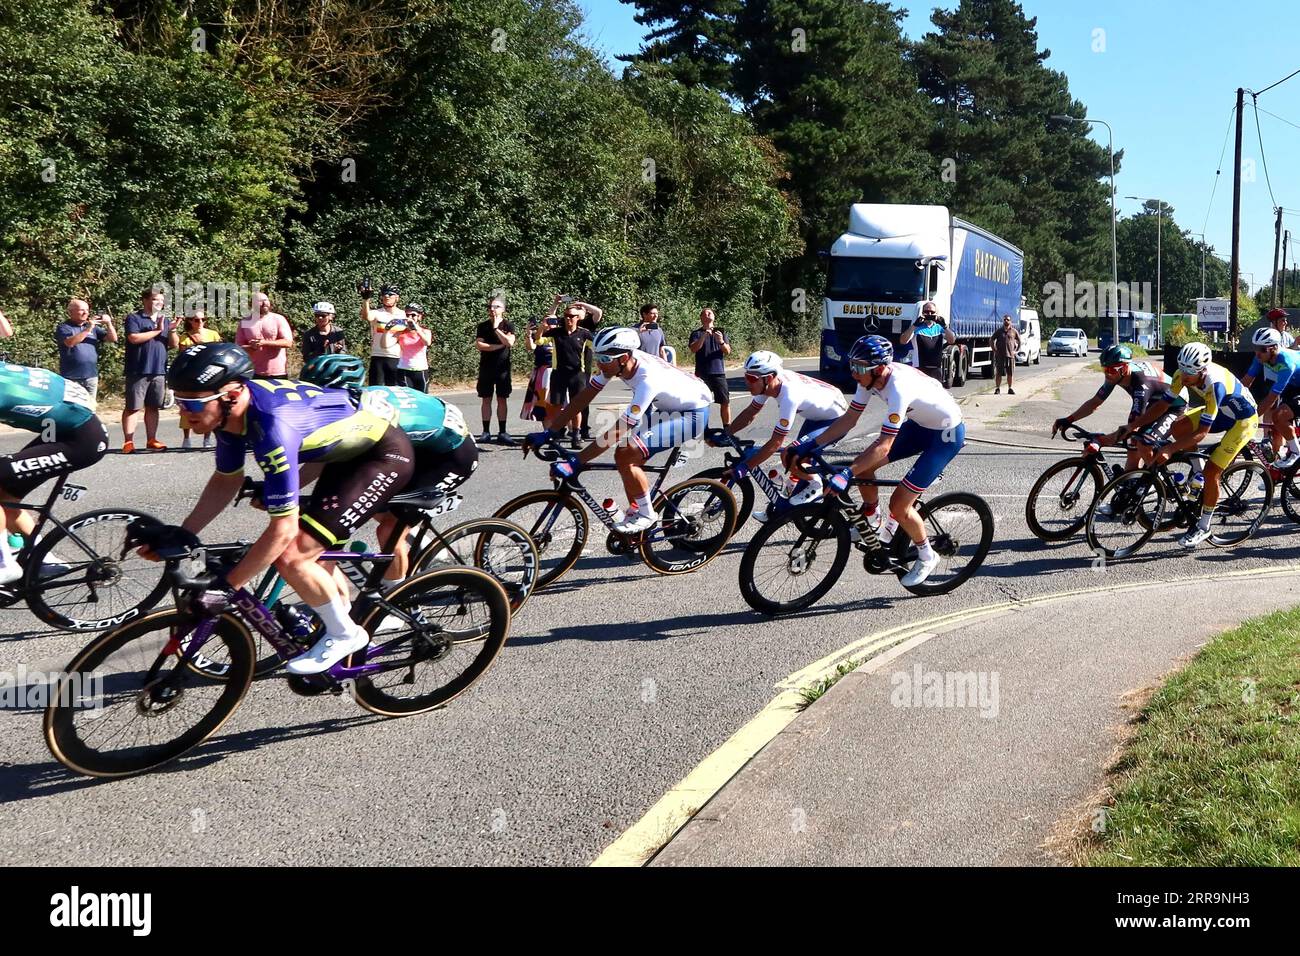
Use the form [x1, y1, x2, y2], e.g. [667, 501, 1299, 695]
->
[716, 350, 848, 519]
[531, 327, 711, 533]
[786, 335, 965, 586]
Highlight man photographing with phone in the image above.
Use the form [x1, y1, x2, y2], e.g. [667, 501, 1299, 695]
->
[57, 298, 117, 403]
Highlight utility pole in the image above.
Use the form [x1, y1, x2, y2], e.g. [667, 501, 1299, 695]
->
[1273, 206, 1284, 306]
[1284, 230, 1291, 303]
[1230, 88, 1245, 340]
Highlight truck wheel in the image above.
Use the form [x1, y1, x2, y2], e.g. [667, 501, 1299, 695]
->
[953, 353, 966, 387]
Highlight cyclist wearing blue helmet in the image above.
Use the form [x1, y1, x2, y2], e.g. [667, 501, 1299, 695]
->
[784, 334, 965, 586]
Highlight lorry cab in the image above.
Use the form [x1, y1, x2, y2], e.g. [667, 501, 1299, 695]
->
[1017, 309, 1041, 365]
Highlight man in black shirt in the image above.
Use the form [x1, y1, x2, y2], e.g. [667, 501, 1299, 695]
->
[301, 301, 348, 363]
[542, 300, 597, 449]
[475, 296, 516, 444]
[689, 308, 732, 425]
[899, 301, 955, 382]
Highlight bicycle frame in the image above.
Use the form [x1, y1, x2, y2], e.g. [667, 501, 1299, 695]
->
[708, 431, 789, 504]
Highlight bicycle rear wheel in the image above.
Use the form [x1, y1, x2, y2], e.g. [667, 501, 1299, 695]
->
[414, 518, 540, 613]
[641, 478, 737, 575]
[893, 492, 994, 596]
[1025, 457, 1102, 542]
[1210, 460, 1271, 547]
[44, 609, 256, 778]
[1085, 469, 1165, 560]
[693, 467, 754, 530]
[352, 567, 510, 716]
[493, 490, 587, 590]
[738, 501, 849, 615]
[23, 508, 171, 631]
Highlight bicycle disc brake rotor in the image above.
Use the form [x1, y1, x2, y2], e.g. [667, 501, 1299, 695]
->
[785, 541, 815, 575]
[137, 679, 184, 715]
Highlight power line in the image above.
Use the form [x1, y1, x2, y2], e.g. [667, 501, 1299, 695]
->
[1203, 105, 1237, 235]
[1251, 94, 1279, 211]
[1256, 106, 1300, 132]
[1255, 67, 1300, 97]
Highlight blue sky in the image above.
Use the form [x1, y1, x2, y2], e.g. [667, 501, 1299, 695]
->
[577, 0, 1300, 293]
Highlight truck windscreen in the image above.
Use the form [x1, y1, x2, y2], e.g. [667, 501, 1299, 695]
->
[828, 257, 924, 303]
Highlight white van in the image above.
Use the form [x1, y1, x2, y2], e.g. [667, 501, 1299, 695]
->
[1017, 309, 1041, 365]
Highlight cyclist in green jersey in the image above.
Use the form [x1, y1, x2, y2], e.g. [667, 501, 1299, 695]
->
[301, 354, 479, 589]
[0, 363, 109, 583]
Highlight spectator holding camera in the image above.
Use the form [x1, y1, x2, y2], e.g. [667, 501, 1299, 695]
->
[395, 302, 433, 392]
[301, 301, 348, 363]
[122, 286, 178, 453]
[636, 303, 668, 360]
[236, 291, 293, 376]
[475, 296, 516, 444]
[899, 301, 955, 383]
[541, 295, 601, 447]
[359, 279, 404, 386]
[689, 307, 732, 426]
[57, 298, 117, 402]
[176, 309, 222, 449]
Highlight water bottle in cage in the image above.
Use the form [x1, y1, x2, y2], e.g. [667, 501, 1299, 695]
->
[602, 498, 625, 526]
[275, 604, 322, 646]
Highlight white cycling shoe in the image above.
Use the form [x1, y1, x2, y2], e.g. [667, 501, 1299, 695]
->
[901, 552, 941, 587]
[615, 509, 658, 534]
[1096, 501, 1114, 516]
[788, 474, 824, 506]
[1178, 525, 1212, 549]
[286, 626, 369, 675]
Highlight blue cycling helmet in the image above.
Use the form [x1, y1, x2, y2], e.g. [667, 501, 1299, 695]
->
[848, 334, 893, 368]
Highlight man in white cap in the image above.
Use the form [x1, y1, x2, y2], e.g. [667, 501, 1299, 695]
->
[301, 301, 348, 363]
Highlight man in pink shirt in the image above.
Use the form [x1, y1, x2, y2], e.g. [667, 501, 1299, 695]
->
[236, 292, 293, 376]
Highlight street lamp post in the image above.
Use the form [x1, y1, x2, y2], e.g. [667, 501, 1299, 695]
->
[1051, 114, 1118, 347]
[1127, 196, 1163, 343]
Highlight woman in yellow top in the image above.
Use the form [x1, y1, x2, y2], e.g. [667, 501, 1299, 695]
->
[176, 309, 223, 449]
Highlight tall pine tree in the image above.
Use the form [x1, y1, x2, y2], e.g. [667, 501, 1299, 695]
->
[622, 0, 740, 88]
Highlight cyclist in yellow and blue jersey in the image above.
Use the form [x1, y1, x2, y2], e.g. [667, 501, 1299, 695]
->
[1125, 342, 1258, 549]
[162, 343, 414, 674]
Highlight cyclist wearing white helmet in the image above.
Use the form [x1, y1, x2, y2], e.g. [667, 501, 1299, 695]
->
[1242, 325, 1300, 467]
[529, 326, 712, 533]
[1126, 341, 1258, 548]
[718, 350, 848, 520]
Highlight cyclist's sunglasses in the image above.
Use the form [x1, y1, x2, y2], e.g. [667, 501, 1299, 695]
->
[176, 393, 227, 413]
[594, 351, 628, 364]
[744, 372, 765, 383]
[1103, 362, 1127, 374]
[849, 360, 880, 376]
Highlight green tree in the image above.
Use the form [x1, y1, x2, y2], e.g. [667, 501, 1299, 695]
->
[622, 0, 740, 89]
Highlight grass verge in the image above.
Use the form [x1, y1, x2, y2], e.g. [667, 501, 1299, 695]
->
[798, 660, 862, 710]
[1075, 606, 1300, 865]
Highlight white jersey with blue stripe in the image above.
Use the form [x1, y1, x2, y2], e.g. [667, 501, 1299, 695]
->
[749, 368, 847, 436]
[851, 362, 962, 435]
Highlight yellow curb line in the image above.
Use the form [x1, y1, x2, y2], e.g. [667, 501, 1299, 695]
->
[591, 561, 1300, 867]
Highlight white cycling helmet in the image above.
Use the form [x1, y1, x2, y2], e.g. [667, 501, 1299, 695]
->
[1177, 341, 1213, 375]
[312, 301, 335, 315]
[1252, 326, 1283, 349]
[744, 350, 784, 377]
[592, 326, 641, 356]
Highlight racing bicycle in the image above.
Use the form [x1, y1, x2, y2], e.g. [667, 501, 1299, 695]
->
[494, 432, 737, 588]
[737, 445, 994, 615]
[44, 486, 512, 778]
[1025, 423, 1141, 542]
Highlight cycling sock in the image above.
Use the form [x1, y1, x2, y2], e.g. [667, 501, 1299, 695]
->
[312, 594, 355, 637]
[861, 501, 878, 516]
[635, 493, 654, 516]
[1287, 437, 1300, 456]
[917, 538, 936, 562]
[0, 535, 17, 583]
[379, 577, 400, 593]
[1197, 507, 1214, 531]
[879, 516, 899, 544]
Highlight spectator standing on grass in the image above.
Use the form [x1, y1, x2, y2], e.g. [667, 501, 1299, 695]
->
[176, 309, 222, 449]
[689, 307, 732, 426]
[57, 298, 117, 402]
[301, 302, 347, 363]
[474, 296, 516, 444]
[395, 302, 433, 392]
[122, 286, 178, 453]
[236, 291, 293, 376]
[360, 280, 404, 386]
[991, 313, 1021, 395]
[636, 303, 668, 360]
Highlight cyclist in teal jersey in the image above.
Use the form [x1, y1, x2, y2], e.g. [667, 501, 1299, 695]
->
[163, 344, 415, 674]
[302, 354, 478, 587]
[0, 363, 109, 583]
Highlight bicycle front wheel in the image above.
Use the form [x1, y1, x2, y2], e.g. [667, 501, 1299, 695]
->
[693, 467, 755, 531]
[1025, 457, 1102, 542]
[44, 609, 256, 778]
[1210, 460, 1272, 547]
[642, 478, 737, 575]
[892, 492, 995, 596]
[414, 518, 540, 613]
[23, 508, 171, 631]
[1085, 469, 1165, 560]
[493, 490, 588, 590]
[738, 501, 849, 615]
[352, 567, 511, 716]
